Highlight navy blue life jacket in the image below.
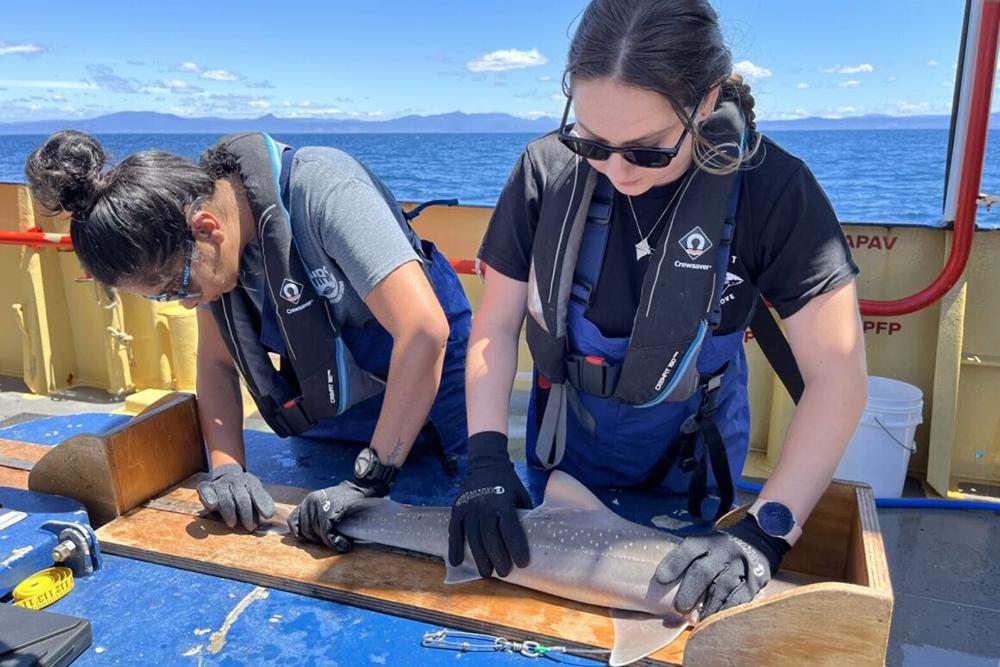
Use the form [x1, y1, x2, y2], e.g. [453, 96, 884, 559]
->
[525, 103, 752, 519]
[206, 132, 426, 437]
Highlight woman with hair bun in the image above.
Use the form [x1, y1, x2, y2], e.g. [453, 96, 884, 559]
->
[448, 0, 867, 620]
[26, 130, 471, 551]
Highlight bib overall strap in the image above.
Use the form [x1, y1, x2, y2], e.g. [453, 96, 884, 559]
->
[534, 378, 568, 469]
[569, 175, 614, 308]
[640, 364, 734, 523]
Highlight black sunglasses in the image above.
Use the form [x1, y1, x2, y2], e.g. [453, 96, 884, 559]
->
[557, 95, 701, 169]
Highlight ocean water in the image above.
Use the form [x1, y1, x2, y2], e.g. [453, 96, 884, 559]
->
[1, 129, 997, 227]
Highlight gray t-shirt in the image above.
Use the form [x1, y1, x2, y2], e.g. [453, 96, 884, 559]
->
[234, 146, 419, 331]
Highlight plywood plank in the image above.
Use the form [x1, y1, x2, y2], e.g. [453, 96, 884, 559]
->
[97, 506, 690, 666]
[682, 583, 892, 666]
[0, 466, 29, 489]
[0, 438, 50, 466]
[99, 475, 891, 667]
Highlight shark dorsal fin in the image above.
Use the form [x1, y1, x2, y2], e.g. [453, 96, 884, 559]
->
[535, 470, 609, 512]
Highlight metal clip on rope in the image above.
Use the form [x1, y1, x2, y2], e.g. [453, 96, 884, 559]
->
[421, 629, 611, 659]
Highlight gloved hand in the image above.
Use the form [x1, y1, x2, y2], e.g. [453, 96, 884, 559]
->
[196, 463, 275, 532]
[654, 515, 790, 619]
[448, 431, 532, 578]
[287, 480, 383, 553]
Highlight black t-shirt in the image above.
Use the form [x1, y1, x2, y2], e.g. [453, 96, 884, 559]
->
[479, 134, 859, 338]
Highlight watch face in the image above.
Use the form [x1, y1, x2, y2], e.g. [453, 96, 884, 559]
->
[354, 448, 375, 478]
[757, 502, 795, 537]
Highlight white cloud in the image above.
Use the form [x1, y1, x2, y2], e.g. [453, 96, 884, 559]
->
[839, 80, 861, 88]
[796, 82, 811, 90]
[927, 59, 940, 67]
[174, 61, 202, 73]
[466, 48, 547, 73]
[821, 63, 874, 74]
[513, 110, 554, 120]
[758, 109, 810, 121]
[733, 60, 772, 79]
[887, 75, 897, 82]
[836, 106, 861, 114]
[248, 100, 270, 109]
[0, 41, 45, 56]
[0, 78, 96, 90]
[201, 69, 239, 81]
[158, 79, 203, 94]
[536, 75, 553, 82]
[896, 100, 932, 114]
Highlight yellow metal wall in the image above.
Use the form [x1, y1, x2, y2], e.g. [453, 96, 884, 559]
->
[2, 184, 997, 496]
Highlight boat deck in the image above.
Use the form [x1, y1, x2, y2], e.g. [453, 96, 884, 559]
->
[1, 377, 998, 667]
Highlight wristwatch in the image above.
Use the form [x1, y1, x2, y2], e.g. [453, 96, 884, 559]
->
[353, 447, 398, 494]
[747, 499, 802, 546]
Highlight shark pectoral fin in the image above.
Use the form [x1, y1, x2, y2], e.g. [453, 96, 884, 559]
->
[444, 560, 483, 585]
[608, 609, 689, 667]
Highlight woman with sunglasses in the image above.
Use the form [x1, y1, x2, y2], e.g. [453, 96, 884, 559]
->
[448, 0, 866, 621]
[26, 131, 471, 551]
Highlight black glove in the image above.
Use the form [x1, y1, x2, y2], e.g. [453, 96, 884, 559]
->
[287, 479, 384, 553]
[448, 431, 532, 578]
[196, 463, 275, 532]
[654, 515, 790, 619]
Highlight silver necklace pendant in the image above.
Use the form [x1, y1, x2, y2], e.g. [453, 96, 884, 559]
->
[635, 237, 653, 260]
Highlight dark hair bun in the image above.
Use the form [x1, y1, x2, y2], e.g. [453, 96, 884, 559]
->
[24, 130, 107, 217]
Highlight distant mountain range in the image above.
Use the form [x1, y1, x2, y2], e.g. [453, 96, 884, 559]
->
[0, 110, 996, 135]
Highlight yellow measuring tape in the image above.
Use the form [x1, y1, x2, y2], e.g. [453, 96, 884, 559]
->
[12, 567, 74, 610]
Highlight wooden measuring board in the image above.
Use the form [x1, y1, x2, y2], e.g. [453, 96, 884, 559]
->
[93, 475, 894, 666]
[1, 395, 894, 665]
[96, 475, 689, 665]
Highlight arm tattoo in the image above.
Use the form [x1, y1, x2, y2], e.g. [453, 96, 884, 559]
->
[385, 438, 406, 466]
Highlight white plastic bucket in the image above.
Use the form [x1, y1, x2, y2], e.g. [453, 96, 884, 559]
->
[833, 376, 923, 498]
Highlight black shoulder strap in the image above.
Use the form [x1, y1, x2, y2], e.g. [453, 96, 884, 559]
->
[280, 146, 296, 208]
[749, 295, 804, 404]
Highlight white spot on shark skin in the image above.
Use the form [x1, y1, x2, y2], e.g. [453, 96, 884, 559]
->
[193, 628, 211, 636]
[207, 587, 269, 654]
[94, 646, 106, 654]
[182, 645, 203, 657]
[0, 546, 33, 567]
[268, 614, 282, 623]
[612, 497, 621, 506]
[369, 654, 387, 664]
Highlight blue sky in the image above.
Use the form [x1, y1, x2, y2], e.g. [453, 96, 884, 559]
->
[0, 0, 993, 123]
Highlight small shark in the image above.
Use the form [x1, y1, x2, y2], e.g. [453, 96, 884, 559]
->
[338, 470, 803, 666]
